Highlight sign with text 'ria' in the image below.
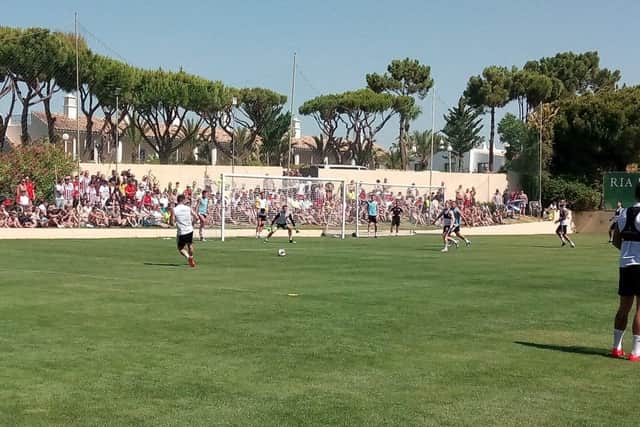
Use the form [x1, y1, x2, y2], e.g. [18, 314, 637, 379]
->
[603, 172, 640, 210]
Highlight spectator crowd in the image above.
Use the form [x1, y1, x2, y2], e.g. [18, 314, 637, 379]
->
[0, 170, 528, 231]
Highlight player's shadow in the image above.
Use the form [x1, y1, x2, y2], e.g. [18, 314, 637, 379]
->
[515, 341, 608, 357]
[143, 262, 183, 267]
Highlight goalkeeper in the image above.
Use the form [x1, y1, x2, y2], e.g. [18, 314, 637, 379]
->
[264, 205, 298, 244]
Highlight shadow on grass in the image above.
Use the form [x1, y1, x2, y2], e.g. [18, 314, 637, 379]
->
[143, 262, 183, 267]
[515, 341, 608, 357]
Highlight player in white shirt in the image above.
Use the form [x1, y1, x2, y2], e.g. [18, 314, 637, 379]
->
[554, 200, 575, 248]
[170, 194, 196, 267]
[611, 184, 640, 361]
[255, 192, 268, 238]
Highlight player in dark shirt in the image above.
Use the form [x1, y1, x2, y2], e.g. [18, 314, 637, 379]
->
[264, 205, 298, 244]
[389, 201, 403, 236]
[610, 201, 624, 244]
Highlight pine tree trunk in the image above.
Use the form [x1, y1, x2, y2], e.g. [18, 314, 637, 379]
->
[489, 107, 495, 172]
[43, 98, 57, 143]
[21, 104, 30, 145]
[398, 115, 408, 170]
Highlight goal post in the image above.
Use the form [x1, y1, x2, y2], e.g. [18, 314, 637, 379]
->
[220, 173, 347, 240]
[353, 181, 446, 236]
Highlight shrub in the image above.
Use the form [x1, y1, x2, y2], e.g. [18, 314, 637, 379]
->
[543, 176, 600, 211]
[0, 143, 76, 201]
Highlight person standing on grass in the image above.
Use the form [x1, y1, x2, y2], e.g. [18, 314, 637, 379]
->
[389, 200, 403, 236]
[196, 190, 209, 242]
[610, 201, 624, 244]
[555, 200, 575, 248]
[264, 205, 297, 244]
[171, 194, 196, 268]
[611, 184, 640, 360]
[365, 194, 379, 238]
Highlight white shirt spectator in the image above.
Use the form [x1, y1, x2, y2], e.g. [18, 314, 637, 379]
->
[19, 194, 30, 207]
[159, 195, 169, 209]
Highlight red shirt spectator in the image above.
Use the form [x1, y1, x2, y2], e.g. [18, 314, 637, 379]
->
[142, 192, 153, 208]
[25, 177, 35, 201]
[125, 182, 137, 200]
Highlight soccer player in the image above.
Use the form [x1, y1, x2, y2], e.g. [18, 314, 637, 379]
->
[609, 201, 624, 244]
[611, 184, 640, 360]
[365, 194, 379, 238]
[264, 205, 297, 243]
[435, 201, 458, 252]
[389, 200, 403, 236]
[255, 191, 268, 239]
[196, 190, 209, 241]
[451, 201, 471, 246]
[555, 200, 575, 248]
[171, 194, 196, 267]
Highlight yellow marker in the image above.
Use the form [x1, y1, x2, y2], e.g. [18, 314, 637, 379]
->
[287, 293, 299, 297]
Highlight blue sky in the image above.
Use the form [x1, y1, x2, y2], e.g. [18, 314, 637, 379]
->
[4, 0, 639, 147]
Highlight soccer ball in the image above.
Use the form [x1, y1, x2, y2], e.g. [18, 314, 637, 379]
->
[278, 248, 287, 257]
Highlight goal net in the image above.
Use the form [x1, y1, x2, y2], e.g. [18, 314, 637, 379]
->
[219, 173, 347, 241]
[353, 181, 446, 236]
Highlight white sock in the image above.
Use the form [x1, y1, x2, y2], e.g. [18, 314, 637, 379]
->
[633, 335, 640, 355]
[180, 250, 190, 260]
[613, 329, 625, 350]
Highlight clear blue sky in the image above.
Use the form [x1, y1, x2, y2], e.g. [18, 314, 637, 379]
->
[4, 0, 639, 147]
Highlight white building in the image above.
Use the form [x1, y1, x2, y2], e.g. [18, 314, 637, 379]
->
[430, 147, 506, 173]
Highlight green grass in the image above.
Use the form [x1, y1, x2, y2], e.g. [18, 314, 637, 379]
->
[0, 234, 631, 426]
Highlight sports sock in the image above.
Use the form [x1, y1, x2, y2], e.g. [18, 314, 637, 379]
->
[180, 249, 190, 259]
[613, 329, 625, 350]
[633, 335, 640, 355]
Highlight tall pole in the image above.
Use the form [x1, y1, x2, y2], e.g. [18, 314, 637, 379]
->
[539, 103, 543, 213]
[429, 86, 436, 189]
[115, 92, 119, 173]
[74, 12, 81, 170]
[287, 52, 297, 171]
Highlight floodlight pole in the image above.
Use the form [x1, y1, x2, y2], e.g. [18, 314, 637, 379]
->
[429, 86, 435, 189]
[287, 52, 297, 171]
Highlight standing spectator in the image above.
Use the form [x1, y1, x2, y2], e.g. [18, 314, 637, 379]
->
[63, 176, 74, 207]
[503, 188, 510, 206]
[15, 178, 27, 201]
[493, 189, 503, 208]
[520, 190, 529, 215]
[18, 190, 30, 208]
[24, 177, 35, 202]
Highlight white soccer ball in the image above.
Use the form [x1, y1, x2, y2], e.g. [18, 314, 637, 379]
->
[278, 248, 287, 257]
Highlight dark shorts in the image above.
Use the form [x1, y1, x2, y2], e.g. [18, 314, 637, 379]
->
[177, 232, 193, 247]
[451, 225, 461, 234]
[619, 266, 640, 296]
[556, 225, 568, 234]
[391, 216, 400, 226]
[443, 225, 451, 234]
[368, 215, 377, 224]
[275, 223, 289, 230]
[198, 212, 207, 218]
[610, 222, 618, 231]
[258, 214, 267, 221]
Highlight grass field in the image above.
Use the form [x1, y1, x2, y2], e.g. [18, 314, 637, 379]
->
[0, 234, 633, 426]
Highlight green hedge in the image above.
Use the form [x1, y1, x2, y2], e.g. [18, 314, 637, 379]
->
[543, 176, 600, 211]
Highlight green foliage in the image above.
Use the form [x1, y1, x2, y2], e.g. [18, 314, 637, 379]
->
[464, 66, 512, 171]
[524, 51, 621, 95]
[442, 97, 484, 171]
[366, 58, 433, 170]
[543, 176, 600, 210]
[409, 129, 443, 170]
[259, 109, 291, 166]
[0, 142, 75, 201]
[552, 86, 640, 183]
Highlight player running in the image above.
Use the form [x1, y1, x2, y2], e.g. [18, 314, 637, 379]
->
[611, 184, 640, 360]
[435, 201, 458, 252]
[255, 191, 268, 239]
[610, 201, 624, 244]
[365, 195, 379, 238]
[195, 190, 209, 241]
[171, 194, 196, 267]
[555, 200, 575, 248]
[264, 205, 298, 243]
[390, 200, 403, 236]
[450, 201, 471, 246]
